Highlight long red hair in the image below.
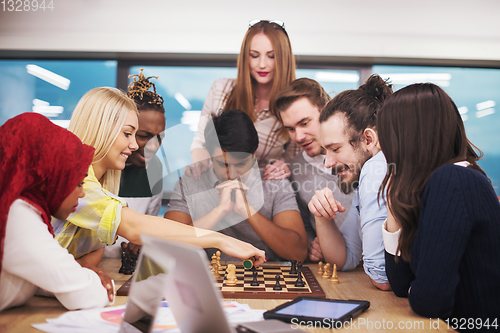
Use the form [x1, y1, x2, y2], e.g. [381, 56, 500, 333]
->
[224, 21, 296, 121]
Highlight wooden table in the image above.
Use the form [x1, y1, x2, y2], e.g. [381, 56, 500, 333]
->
[0, 259, 455, 332]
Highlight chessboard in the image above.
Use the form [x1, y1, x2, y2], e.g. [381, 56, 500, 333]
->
[215, 264, 325, 299]
[117, 263, 326, 299]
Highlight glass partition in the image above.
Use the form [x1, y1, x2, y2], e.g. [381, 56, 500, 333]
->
[374, 65, 500, 195]
[129, 66, 361, 207]
[0, 60, 117, 127]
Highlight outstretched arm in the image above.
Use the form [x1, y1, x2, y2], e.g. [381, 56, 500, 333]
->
[117, 207, 266, 267]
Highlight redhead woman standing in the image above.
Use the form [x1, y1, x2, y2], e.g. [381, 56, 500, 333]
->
[188, 20, 299, 179]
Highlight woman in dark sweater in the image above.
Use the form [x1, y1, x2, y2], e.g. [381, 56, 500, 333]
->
[377, 83, 500, 330]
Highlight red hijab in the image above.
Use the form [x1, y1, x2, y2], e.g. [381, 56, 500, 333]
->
[0, 113, 95, 273]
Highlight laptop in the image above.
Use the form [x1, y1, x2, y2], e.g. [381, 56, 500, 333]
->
[119, 234, 300, 333]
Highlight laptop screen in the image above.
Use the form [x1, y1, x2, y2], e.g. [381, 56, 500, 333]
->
[120, 253, 168, 333]
[119, 235, 234, 333]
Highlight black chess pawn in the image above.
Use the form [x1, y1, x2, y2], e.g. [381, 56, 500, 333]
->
[289, 260, 297, 275]
[294, 272, 305, 287]
[250, 270, 259, 286]
[273, 275, 282, 291]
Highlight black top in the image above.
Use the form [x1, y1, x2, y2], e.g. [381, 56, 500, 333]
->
[119, 155, 163, 198]
[385, 164, 500, 326]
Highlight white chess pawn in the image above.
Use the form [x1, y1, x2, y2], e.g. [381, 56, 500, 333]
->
[317, 261, 324, 275]
[322, 263, 331, 278]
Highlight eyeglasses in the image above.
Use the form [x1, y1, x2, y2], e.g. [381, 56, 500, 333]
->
[248, 20, 287, 36]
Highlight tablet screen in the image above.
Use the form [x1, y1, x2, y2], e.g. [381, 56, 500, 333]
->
[275, 299, 359, 320]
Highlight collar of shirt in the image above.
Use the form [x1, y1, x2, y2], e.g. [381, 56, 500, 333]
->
[255, 109, 271, 122]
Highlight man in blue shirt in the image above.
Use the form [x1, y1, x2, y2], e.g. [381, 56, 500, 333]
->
[308, 75, 393, 290]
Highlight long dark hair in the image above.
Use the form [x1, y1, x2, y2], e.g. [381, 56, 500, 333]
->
[377, 83, 485, 262]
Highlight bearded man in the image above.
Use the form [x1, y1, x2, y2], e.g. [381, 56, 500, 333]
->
[308, 75, 393, 291]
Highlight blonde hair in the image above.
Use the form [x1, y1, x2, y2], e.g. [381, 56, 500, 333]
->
[225, 21, 296, 121]
[69, 87, 138, 194]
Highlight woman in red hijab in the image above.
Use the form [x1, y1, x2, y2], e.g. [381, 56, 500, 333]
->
[0, 113, 113, 312]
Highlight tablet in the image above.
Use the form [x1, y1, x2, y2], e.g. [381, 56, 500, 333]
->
[263, 297, 369, 325]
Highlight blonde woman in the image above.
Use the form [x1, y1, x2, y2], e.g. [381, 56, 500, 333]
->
[188, 20, 299, 180]
[52, 87, 266, 276]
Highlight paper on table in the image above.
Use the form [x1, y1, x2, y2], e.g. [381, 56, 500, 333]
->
[32, 301, 265, 333]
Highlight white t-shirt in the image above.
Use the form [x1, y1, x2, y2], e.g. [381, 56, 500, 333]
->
[0, 199, 111, 312]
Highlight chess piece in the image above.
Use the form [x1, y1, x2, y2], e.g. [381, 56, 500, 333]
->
[297, 260, 303, 275]
[250, 270, 259, 286]
[294, 271, 305, 287]
[289, 260, 297, 275]
[216, 250, 221, 269]
[330, 264, 339, 284]
[119, 242, 139, 275]
[119, 242, 128, 274]
[211, 254, 217, 266]
[317, 261, 324, 275]
[226, 264, 237, 286]
[322, 263, 331, 278]
[212, 263, 220, 279]
[119, 249, 126, 274]
[273, 275, 282, 291]
[243, 258, 255, 270]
